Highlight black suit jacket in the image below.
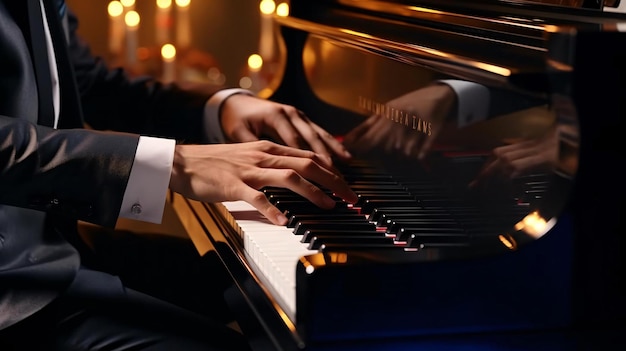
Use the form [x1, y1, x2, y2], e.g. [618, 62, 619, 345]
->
[0, 0, 217, 329]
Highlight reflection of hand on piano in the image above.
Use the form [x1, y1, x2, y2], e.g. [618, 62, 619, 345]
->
[168, 141, 358, 225]
[219, 94, 353, 162]
[468, 124, 560, 188]
[343, 83, 456, 160]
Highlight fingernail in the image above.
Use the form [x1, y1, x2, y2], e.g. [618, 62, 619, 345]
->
[275, 212, 288, 225]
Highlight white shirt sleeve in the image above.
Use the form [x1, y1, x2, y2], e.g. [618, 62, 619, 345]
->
[119, 88, 252, 223]
[119, 136, 176, 224]
[203, 88, 254, 143]
[438, 80, 490, 128]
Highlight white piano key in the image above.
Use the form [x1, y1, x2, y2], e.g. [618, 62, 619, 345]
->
[221, 200, 317, 320]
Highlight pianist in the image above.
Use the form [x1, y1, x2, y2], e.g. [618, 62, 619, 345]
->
[0, 1, 357, 350]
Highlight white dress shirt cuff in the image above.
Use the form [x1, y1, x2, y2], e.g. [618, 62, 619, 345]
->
[203, 88, 254, 143]
[119, 136, 176, 224]
[438, 80, 490, 128]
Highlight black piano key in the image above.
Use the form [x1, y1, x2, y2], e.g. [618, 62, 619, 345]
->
[396, 227, 466, 241]
[359, 199, 422, 213]
[406, 233, 470, 248]
[319, 243, 414, 253]
[349, 184, 407, 191]
[301, 229, 386, 243]
[283, 206, 355, 218]
[376, 213, 455, 227]
[355, 194, 417, 207]
[287, 213, 367, 228]
[385, 219, 460, 234]
[368, 207, 425, 222]
[274, 200, 349, 213]
[292, 221, 377, 236]
[308, 235, 395, 250]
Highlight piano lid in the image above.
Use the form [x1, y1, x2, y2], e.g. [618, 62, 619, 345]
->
[266, 0, 626, 260]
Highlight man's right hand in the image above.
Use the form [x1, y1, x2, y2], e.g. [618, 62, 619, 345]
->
[168, 140, 358, 225]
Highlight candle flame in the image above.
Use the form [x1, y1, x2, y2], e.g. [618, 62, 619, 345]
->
[120, 0, 135, 8]
[108, 1, 123, 17]
[157, 0, 172, 9]
[161, 44, 176, 60]
[175, 0, 191, 7]
[248, 54, 263, 70]
[260, 0, 276, 15]
[276, 3, 289, 17]
[125, 10, 140, 27]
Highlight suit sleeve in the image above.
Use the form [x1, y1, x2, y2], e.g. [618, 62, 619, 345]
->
[0, 116, 139, 227]
[66, 10, 218, 143]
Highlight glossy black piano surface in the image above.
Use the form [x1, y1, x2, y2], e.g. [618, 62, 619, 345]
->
[171, 0, 626, 350]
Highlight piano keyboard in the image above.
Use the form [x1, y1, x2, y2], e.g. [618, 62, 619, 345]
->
[219, 200, 313, 320]
[216, 158, 545, 322]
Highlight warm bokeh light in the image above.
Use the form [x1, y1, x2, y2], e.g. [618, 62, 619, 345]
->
[175, 0, 191, 7]
[161, 44, 176, 61]
[260, 0, 276, 15]
[498, 234, 518, 250]
[108, 1, 123, 17]
[276, 3, 289, 17]
[248, 54, 263, 70]
[157, 0, 172, 9]
[120, 0, 135, 8]
[124, 10, 140, 27]
[239, 76, 253, 89]
[514, 211, 555, 239]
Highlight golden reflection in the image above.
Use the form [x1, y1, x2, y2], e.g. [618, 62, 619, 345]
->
[514, 211, 555, 239]
[340, 29, 375, 39]
[407, 6, 444, 15]
[498, 234, 518, 250]
[473, 62, 511, 77]
[327, 252, 348, 264]
[300, 252, 349, 275]
[544, 25, 561, 33]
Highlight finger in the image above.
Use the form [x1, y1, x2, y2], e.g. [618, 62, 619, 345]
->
[417, 134, 437, 160]
[468, 157, 501, 188]
[253, 151, 357, 204]
[259, 168, 344, 209]
[310, 122, 352, 160]
[287, 110, 330, 155]
[240, 186, 288, 225]
[266, 108, 307, 149]
[288, 156, 357, 203]
[256, 140, 337, 173]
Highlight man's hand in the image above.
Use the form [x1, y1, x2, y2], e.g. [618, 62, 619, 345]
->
[168, 140, 358, 225]
[468, 125, 560, 188]
[219, 94, 352, 161]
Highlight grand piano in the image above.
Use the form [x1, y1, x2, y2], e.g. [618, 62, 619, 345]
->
[170, 0, 626, 350]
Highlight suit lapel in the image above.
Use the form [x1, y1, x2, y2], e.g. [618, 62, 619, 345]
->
[40, 0, 84, 129]
[24, 0, 55, 127]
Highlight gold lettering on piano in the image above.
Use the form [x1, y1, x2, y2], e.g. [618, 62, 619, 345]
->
[358, 96, 432, 136]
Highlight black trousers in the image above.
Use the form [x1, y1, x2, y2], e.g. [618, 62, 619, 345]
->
[0, 231, 250, 351]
